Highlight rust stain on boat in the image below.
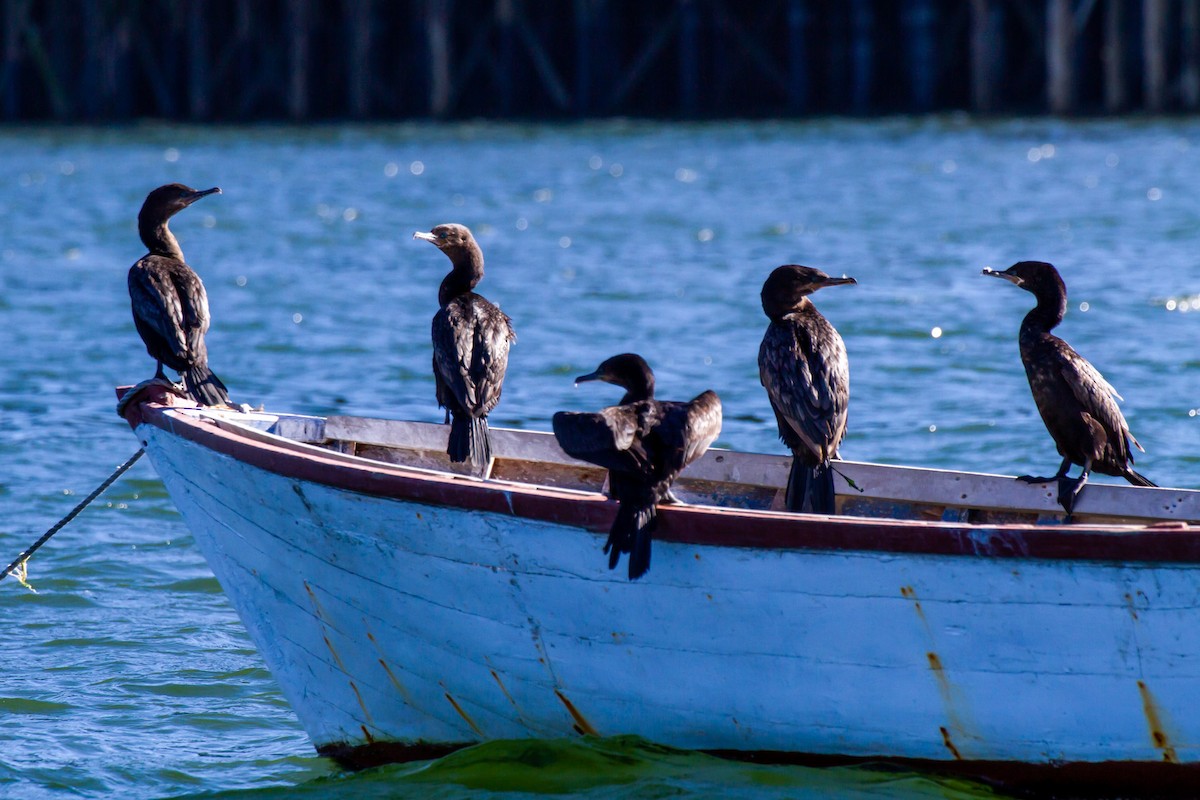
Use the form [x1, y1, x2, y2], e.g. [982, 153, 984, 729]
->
[443, 692, 485, 737]
[349, 681, 375, 726]
[939, 726, 963, 760]
[900, 586, 925, 621]
[323, 633, 348, 672]
[363, 630, 417, 706]
[303, 581, 330, 623]
[1138, 680, 1179, 763]
[554, 690, 599, 736]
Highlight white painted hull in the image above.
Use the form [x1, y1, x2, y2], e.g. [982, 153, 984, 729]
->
[121, 391, 1200, 793]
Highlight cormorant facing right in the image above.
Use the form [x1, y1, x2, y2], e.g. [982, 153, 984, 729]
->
[127, 183, 231, 407]
[552, 354, 722, 580]
[413, 224, 515, 475]
[758, 265, 856, 514]
[983, 260, 1154, 518]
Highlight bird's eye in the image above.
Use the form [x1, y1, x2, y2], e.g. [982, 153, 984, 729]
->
[438, 231, 447, 239]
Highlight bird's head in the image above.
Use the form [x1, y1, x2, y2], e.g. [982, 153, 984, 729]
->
[981, 260, 1066, 298]
[575, 353, 655, 402]
[413, 223, 477, 258]
[139, 183, 221, 225]
[761, 264, 856, 320]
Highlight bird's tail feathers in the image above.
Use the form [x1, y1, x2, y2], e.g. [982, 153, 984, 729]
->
[448, 413, 491, 473]
[785, 458, 836, 514]
[182, 365, 231, 407]
[605, 500, 657, 580]
[1126, 469, 1157, 488]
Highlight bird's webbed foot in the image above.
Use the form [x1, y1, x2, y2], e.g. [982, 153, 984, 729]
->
[1056, 471, 1089, 522]
[1016, 474, 1058, 484]
[1017, 457, 1072, 486]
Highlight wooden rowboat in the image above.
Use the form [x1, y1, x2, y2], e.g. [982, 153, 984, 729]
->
[119, 383, 1200, 796]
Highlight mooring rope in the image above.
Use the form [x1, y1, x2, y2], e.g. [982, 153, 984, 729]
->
[1, 448, 146, 588]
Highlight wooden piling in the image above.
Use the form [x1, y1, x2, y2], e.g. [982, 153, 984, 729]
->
[679, 0, 700, 117]
[288, 0, 311, 121]
[1143, 0, 1167, 113]
[1046, 0, 1075, 114]
[1102, 0, 1128, 113]
[969, 0, 1002, 113]
[905, 0, 936, 112]
[786, 0, 808, 113]
[1183, 0, 1200, 110]
[850, 0, 874, 113]
[347, 0, 373, 119]
[425, 0, 452, 118]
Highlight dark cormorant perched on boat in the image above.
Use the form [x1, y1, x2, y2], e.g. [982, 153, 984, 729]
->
[758, 265, 856, 514]
[413, 223, 515, 475]
[127, 183, 231, 407]
[983, 260, 1155, 518]
[552, 353, 722, 580]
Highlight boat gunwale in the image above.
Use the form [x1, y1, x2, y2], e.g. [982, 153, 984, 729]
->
[125, 396, 1200, 565]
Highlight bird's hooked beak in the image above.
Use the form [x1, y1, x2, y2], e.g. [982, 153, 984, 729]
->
[981, 267, 1022, 286]
[573, 369, 603, 387]
[820, 275, 857, 288]
[413, 231, 438, 243]
[186, 187, 221, 204]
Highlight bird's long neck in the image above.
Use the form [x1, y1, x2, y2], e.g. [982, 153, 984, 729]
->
[766, 295, 812, 323]
[437, 245, 484, 307]
[1020, 287, 1066, 337]
[618, 373, 655, 405]
[139, 217, 184, 261]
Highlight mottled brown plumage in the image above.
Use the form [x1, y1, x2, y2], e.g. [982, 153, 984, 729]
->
[127, 183, 230, 406]
[552, 354, 722, 580]
[414, 224, 515, 474]
[758, 265, 855, 513]
[983, 260, 1154, 518]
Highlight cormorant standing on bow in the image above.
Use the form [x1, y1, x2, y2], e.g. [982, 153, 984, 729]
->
[552, 353, 722, 580]
[758, 265, 856, 514]
[414, 224, 515, 475]
[983, 260, 1154, 518]
[127, 183, 231, 407]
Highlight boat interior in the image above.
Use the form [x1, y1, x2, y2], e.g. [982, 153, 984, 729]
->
[164, 404, 1200, 529]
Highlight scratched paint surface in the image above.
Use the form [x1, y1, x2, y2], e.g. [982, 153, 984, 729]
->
[3, 119, 1200, 798]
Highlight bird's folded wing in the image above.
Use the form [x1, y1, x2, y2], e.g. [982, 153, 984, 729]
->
[128, 260, 188, 358]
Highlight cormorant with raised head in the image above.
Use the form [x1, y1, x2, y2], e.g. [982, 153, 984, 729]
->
[553, 354, 721, 580]
[983, 260, 1155, 518]
[127, 183, 231, 407]
[413, 223, 516, 475]
[758, 265, 856, 514]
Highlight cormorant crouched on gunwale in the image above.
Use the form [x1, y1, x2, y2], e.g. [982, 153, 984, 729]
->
[758, 265, 856, 514]
[983, 260, 1155, 518]
[127, 183, 231, 407]
[552, 353, 722, 580]
[414, 223, 516, 475]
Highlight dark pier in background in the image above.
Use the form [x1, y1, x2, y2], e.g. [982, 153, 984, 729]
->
[2, 0, 1200, 121]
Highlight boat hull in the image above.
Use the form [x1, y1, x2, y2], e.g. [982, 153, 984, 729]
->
[134, 410, 1200, 794]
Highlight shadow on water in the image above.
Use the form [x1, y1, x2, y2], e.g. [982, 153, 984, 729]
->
[177, 737, 1009, 800]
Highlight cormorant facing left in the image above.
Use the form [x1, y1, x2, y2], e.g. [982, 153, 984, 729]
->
[758, 265, 856, 514]
[127, 183, 231, 407]
[552, 354, 722, 580]
[983, 260, 1155, 518]
[414, 223, 515, 475]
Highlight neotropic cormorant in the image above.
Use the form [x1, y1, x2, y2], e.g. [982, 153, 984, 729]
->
[552, 353, 722, 580]
[983, 260, 1155, 518]
[758, 265, 856, 514]
[127, 183, 231, 407]
[413, 223, 515, 475]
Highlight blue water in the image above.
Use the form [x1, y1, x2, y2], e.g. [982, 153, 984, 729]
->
[2, 117, 1198, 798]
